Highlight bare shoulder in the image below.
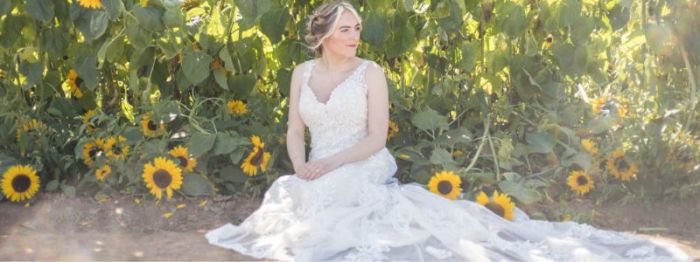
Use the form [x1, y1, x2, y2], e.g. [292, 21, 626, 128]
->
[292, 60, 313, 77]
[364, 59, 386, 82]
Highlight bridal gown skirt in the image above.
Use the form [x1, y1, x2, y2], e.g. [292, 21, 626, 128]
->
[206, 148, 689, 261]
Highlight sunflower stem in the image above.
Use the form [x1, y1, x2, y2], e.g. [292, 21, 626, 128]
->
[463, 114, 491, 174]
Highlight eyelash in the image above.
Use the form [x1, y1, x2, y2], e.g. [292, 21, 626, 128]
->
[342, 27, 362, 32]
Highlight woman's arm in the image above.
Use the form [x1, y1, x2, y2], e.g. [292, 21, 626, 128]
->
[304, 62, 389, 179]
[286, 63, 310, 175]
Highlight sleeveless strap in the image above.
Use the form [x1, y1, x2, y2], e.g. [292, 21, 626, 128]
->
[303, 60, 315, 86]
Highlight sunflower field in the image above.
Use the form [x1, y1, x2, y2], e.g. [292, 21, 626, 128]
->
[0, 0, 699, 220]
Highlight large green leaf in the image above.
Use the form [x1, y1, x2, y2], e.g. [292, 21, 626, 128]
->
[133, 6, 164, 32]
[19, 61, 44, 87]
[213, 133, 247, 155]
[361, 12, 388, 47]
[26, 0, 55, 22]
[187, 133, 217, 157]
[76, 54, 99, 90]
[0, 1, 12, 16]
[234, 0, 272, 29]
[102, 0, 123, 21]
[411, 106, 449, 132]
[525, 132, 555, 154]
[498, 180, 540, 204]
[499, 2, 526, 38]
[74, 10, 109, 41]
[260, 7, 289, 44]
[182, 49, 212, 86]
[181, 174, 214, 196]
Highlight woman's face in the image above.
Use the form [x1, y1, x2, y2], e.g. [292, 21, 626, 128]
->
[322, 10, 362, 58]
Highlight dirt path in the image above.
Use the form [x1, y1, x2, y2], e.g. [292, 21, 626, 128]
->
[1, 193, 698, 260]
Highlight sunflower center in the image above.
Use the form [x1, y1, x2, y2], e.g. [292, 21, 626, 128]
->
[176, 156, 188, 167]
[437, 181, 453, 195]
[485, 202, 505, 218]
[89, 148, 100, 159]
[153, 170, 172, 188]
[113, 145, 122, 155]
[75, 77, 84, 87]
[615, 158, 630, 171]
[576, 175, 588, 186]
[251, 149, 263, 166]
[12, 174, 31, 193]
[147, 120, 158, 131]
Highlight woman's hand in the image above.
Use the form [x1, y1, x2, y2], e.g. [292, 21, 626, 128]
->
[296, 156, 343, 181]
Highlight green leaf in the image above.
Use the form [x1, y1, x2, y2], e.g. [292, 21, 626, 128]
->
[75, 10, 109, 41]
[499, 2, 526, 38]
[587, 115, 615, 134]
[26, 0, 55, 22]
[498, 180, 540, 204]
[19, 61, 44, 87]
[234, 0, 272, 29]
[557, 0, 581, 27]
[187, 133, 216, 157]
[213, 70, 228, 90]
[260, 7, 289, 44]
[361, 12, 388, 47]
[219, 49, 236, 74]
[430, 147, 457, 166]
[163, 6, 184, 28]
[411, 106, 448, 131]
[182, 49, 212, 85]
[40, 26, 69, 57]
[0, 1, 12, 16]
[46, 180, 60, 192]
[76, 54, 99, 90]
[102, 0, 123, 21]
[181, 174, 213, 196]
[219, 165, 247, 183]
[206, 4, 226, 40]
[571, 15, 594, 46]
[133, 6, 164, 32]
[214, 133, 246, 155]
[228, 74, 256, 94]
[525, 132, 555, 154]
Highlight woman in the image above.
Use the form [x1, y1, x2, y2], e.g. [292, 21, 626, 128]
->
[206, 1, 689, 261]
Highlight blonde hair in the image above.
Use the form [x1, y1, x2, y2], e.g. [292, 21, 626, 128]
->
[304, 1, 362, 56]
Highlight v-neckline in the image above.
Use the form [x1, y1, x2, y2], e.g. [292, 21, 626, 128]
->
[305, 59, 365, 106]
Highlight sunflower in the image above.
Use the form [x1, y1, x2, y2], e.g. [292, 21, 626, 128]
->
[250, 135, 264, 149]
[15, 119, 46, 142]
[77, 0, 102, 9]
[227, 99, 247, 116]
[82, 110, 98, 133]
[143, 157, 183, 200]
[607, 149, 638, 181]
[387, 120, 399, 140]
[1, 165, 40, 202]
[580, 139, 598, 155]
[591, 96, 607, 115]
[427, 170, 462, 200]
[169, 146, 197, 172]
[476, 190, 516, 221]
[61, 69, 84, 99]
[82, 138, 105, 166]
[104, 136, 130, 160]
[140, 113, 166, 138]
[95, 164, 111, 181]
[241, 147, 271, 176]
[567, 170, 594, 196]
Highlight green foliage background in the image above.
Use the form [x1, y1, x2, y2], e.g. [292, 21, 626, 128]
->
[1, 0, 699, 218]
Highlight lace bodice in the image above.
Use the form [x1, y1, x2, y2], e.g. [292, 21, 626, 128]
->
[298, 59, 372, 161]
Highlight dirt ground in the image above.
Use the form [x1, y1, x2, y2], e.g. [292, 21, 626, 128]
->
[0, 193, 698, 261]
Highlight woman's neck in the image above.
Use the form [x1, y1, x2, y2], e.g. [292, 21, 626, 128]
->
[319, 53, 356, 72]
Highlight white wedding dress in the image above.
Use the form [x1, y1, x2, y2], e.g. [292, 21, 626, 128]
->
[206, 59, 689, 261]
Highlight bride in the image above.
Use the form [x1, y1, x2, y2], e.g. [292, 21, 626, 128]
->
[206, 1, 690, 261]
